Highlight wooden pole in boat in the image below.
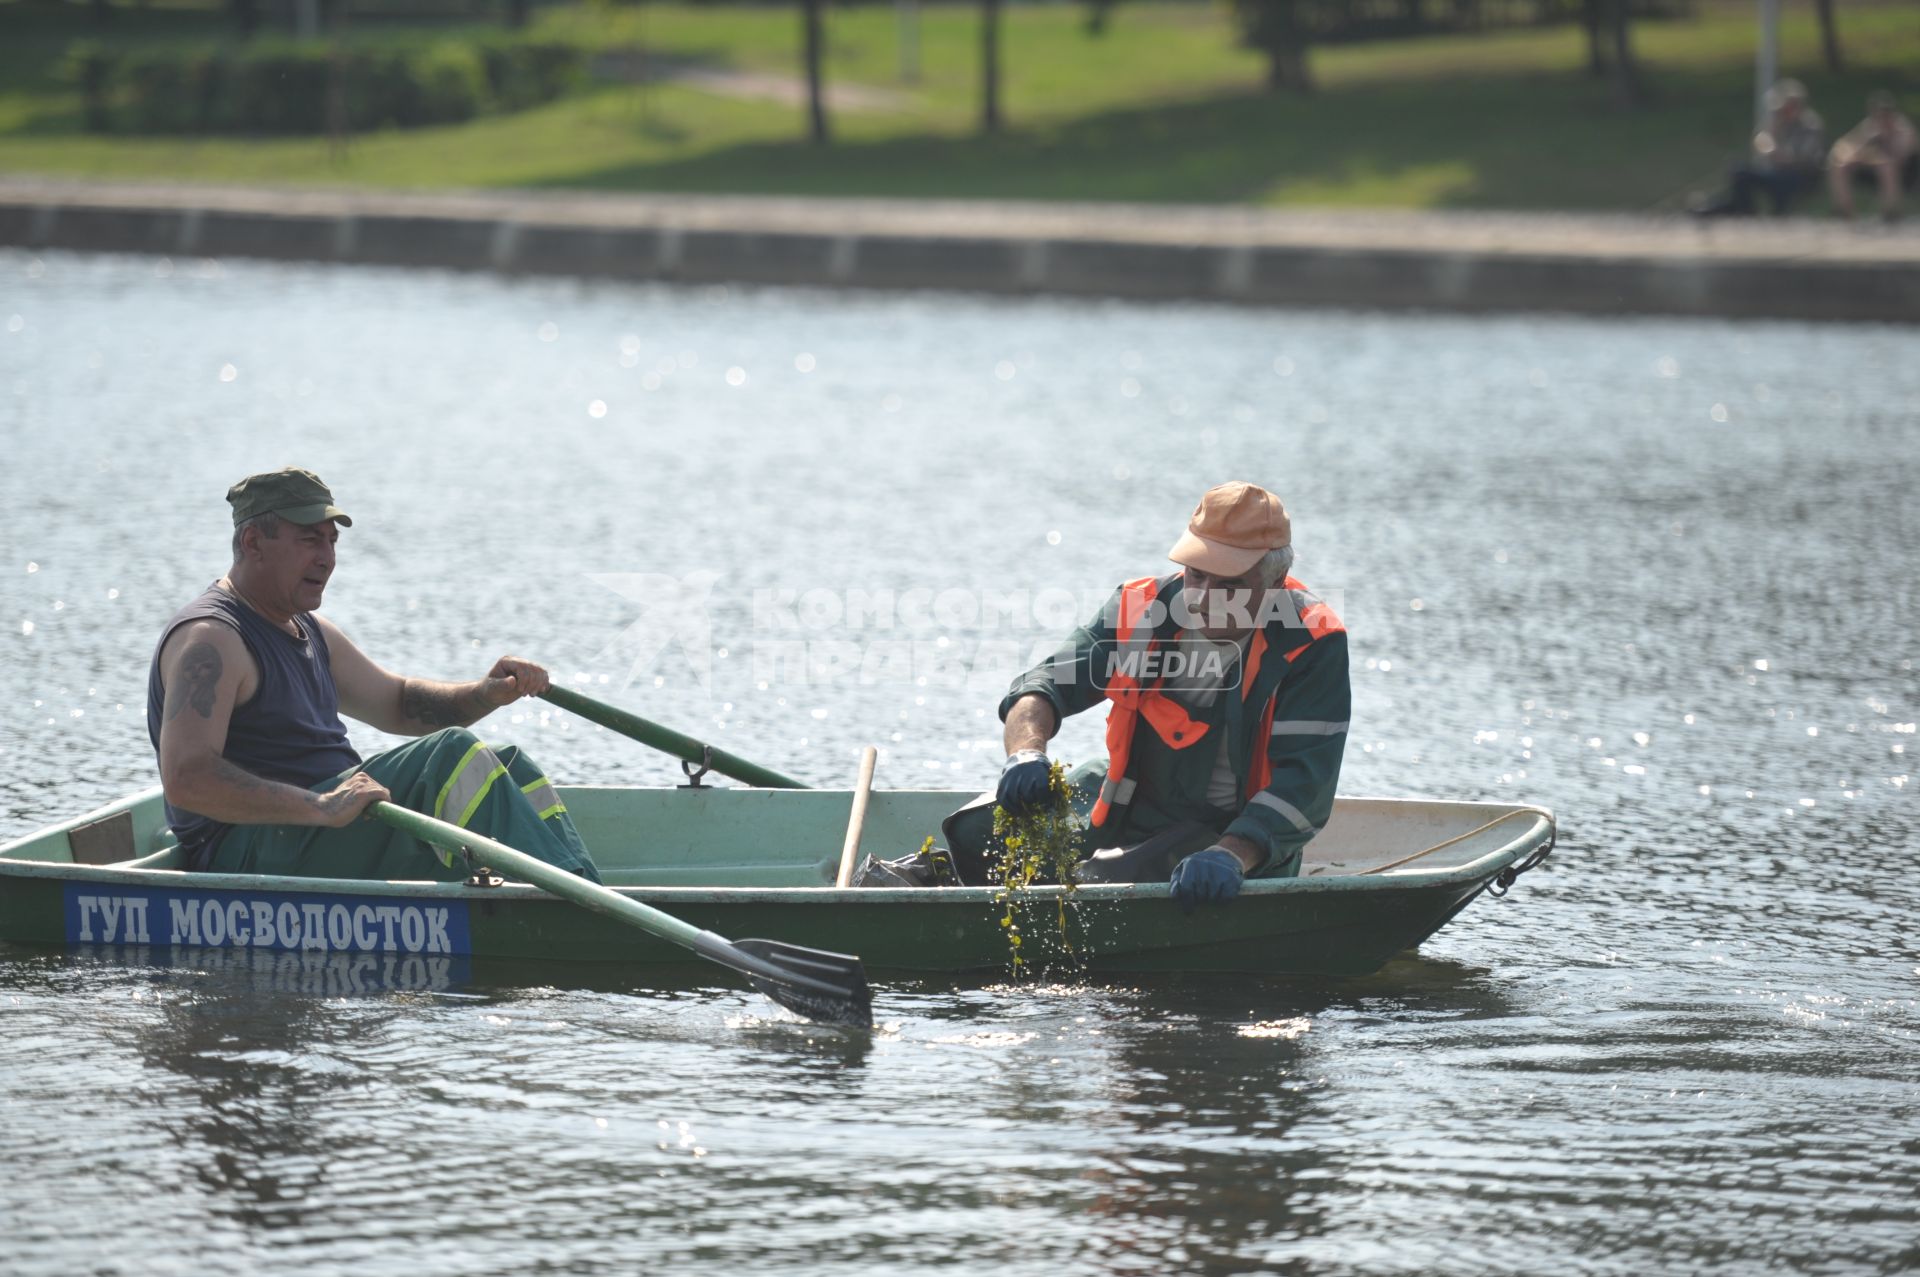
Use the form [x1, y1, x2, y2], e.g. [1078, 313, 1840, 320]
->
[835, 746, 879, 888]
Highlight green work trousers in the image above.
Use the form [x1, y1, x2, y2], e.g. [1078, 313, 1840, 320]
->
[207, 728, 602, 884]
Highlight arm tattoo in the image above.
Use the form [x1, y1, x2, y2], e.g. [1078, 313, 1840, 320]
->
[209, 756, 276, 794]
[312, 781, 356, 817]
[167, 641, 223, 722]
[402, 679, 488, 729]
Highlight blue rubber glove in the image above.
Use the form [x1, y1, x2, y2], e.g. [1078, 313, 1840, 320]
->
[1169, 847, 1244, 911]
[996, 749, 1052, 812]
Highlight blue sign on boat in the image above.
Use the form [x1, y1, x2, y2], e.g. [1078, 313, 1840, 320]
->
[61, 884, 472, 956]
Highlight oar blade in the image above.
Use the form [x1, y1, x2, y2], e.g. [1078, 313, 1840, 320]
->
[733, 938, 874, 1029]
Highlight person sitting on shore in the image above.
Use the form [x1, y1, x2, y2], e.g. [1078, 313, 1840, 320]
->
[147, 467, 601, 884]
[1692, 80, 1826, 218]
[1827, 92, 1918, 221]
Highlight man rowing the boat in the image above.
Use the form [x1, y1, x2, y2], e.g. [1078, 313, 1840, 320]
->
[994, 481, 1350, 909]
[146, 467, 601, 883]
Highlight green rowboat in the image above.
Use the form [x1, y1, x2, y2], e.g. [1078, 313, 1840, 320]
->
[0, 786, 1553, 977]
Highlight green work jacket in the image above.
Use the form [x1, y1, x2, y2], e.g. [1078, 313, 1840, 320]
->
[999, 572, 1350, 877]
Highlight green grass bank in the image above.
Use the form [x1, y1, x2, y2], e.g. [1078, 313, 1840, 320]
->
[1, 0, 1916, 209]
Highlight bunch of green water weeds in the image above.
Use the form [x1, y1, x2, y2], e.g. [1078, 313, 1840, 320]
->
[989, 761, 1085, 975]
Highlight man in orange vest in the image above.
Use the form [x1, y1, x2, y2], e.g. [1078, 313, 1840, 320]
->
[997, 482, 1350, 909]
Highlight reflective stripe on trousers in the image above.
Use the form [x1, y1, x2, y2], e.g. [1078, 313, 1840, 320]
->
[520, 776, 565, 821]
[433, 738, 510, 828]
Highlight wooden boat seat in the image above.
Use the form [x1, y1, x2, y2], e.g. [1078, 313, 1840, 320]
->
[67, 811, 137, 866]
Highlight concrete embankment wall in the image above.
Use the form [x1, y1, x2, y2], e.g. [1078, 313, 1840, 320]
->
[2, 184, 1915, 323]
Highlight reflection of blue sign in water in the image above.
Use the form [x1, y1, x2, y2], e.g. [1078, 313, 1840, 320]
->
[69, 943, 473, 994]
[63, 884, 471, 956]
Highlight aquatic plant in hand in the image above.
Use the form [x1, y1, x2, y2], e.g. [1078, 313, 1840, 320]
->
[989, 761, 1086, 975]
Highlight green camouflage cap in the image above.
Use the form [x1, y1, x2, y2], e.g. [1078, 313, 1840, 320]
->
[226, 467, 353, 528]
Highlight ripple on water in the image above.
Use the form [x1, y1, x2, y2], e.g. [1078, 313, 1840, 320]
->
[1, 251, 1917, 1275]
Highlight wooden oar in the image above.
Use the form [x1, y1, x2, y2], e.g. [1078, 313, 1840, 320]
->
[834, 746, 879, 888]
[370, 801, 871, 1028]
[538, 686, 808, 790]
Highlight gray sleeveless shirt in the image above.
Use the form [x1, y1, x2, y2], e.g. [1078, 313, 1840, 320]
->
[145, 584, 362, 863]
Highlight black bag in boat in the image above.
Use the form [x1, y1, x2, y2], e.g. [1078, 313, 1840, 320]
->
[848, 792, 998, 888]
[851, 791, 1220, 888]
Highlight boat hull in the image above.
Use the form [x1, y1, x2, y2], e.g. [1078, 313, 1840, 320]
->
[0, 786, 1554, 977]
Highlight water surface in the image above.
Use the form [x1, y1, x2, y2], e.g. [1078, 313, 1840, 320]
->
[1, 250, 1915, 1275]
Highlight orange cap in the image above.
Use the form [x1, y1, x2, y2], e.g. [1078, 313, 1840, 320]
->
[1168, 482, 1291, 576]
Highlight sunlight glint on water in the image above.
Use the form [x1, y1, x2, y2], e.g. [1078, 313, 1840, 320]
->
[0, 249, 1915, 1275]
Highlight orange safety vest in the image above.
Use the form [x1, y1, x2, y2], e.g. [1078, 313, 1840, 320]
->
[1089, 573, 1343, 828]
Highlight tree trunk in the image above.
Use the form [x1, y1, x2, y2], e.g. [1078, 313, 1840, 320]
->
[1582, 0, 1606, 76]
[1263, 43, 1312, 92]
[1244, 0, 1312, 94]
[898, 0, 922, 81]
[506, 0, 529, 30]
[1606, 0, 1639, 108]
[1814, 0, 1842, 72]
[327, 0, 350, 162]
[803, 0, 830, 144]
[79, 52, 110, 131]
[232, 0, 259, 39]
[980, 0, 1002, 134]
[91, 0, 112, 25]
